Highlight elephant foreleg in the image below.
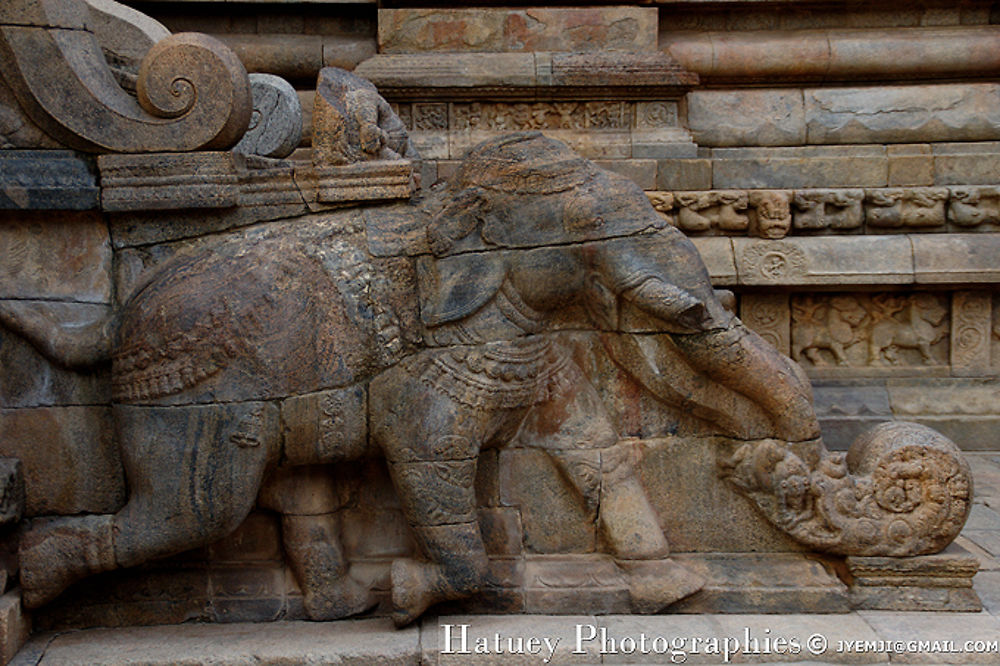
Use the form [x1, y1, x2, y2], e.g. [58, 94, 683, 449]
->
[385, 454, 487, 626]
[371, 363, 499, 626]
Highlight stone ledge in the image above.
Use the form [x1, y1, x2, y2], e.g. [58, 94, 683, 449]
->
[20, 610, 1000, 665]
[691, 234, 1000, 287]
[354, 52, 697, 102]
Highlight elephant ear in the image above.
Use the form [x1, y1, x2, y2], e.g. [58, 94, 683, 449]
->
[416, 252, 505, 327]
[426, 186, 489, 256]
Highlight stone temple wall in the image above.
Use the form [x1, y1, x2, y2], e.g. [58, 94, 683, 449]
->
[0, 0, 994, 651]
[126, 0, 1000, 453]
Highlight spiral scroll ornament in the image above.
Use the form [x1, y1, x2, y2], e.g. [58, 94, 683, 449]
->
[0, 12, 252, 153]
[720, 422, 971, 556]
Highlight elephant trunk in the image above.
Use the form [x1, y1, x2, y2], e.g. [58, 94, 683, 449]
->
[669, 322, 821, 443]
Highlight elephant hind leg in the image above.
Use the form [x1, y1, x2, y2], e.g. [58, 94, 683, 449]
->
[113, 403, 275, 569]
[20, 514, 115, 609]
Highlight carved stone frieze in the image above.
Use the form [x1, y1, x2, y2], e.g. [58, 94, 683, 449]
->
[948, 186, 1000, 228]
[748, 190, 792, 239]
[739, 293, 790, 355]
[0, 0, 984, 632]
[674, 190, 749, 233]
[865, 188, 949, 229]
[792, 189, 865, 231]
[788, 293, 949, 371]
[950, 291, 993, 376]
[642, 187, 1000, 237]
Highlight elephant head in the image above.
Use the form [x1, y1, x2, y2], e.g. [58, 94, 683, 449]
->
[416, 131, 820, 444]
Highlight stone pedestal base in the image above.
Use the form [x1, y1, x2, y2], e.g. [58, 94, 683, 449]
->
[670, 553, 851, 614]
[846, 542, 981, 611]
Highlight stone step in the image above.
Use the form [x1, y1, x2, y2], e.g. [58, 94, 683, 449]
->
[13, 611, 1000, 665]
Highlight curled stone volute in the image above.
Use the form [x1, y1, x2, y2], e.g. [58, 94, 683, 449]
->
[720, 422, 971, 557]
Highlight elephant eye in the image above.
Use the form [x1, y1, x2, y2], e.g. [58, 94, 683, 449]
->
[593, 216, 604, 227]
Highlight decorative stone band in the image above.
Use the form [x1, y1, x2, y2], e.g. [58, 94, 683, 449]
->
[97, 152, 414, 213]
[740, 290, 1000, 378]
[691, 234, 1000, 288]
[353, 52, 698, 102]
[719, 422, 972, 557]
[648, 186, 1000, 239]
[663, 26, 1000, 85]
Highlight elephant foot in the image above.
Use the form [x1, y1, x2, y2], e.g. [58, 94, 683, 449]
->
[391, 558, 436, 628]
[20, 514, 115, 609]
[303, 572, 377, 621]
[617, 559, 705, 613]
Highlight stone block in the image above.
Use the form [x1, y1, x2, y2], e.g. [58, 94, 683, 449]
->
[207, 511, 282, 564]
[859, 610, 1000, 663]
[670, 553, 850, 614]
[0, 406, 122, 516]
[0, 590, 29, 665]
[712, 145, 888, 189]
[631, 137, 699, 160]
[888, 144, 934, 186]
[951, 292, 993, 376]
[933, 142, 1000, 185]
[340, 508, 415, 560]
[640, 437, 803, 553]
[912, 233, 1000, 284]
[813, 382, 893, 419]
[426, 614, 602, 665]
[499, 448, 595, 554]
[655, 158, 712, 190]
[887, 379, 1000, 417]
[0, 150, 98, 210]
[378, 7, 657, 53]
[732, 236, 914, 286]
[847, 542, 982, 611]
[806, 84, 1000, 144]
[593, 159, 657, 190]
[522, 555, 630, 615]
[33, 618, 420, 665]
[99, 152, 240, 212]
[0, 302, 110, 408]
[0, 212, 110, 303]
[217, 34, 323, 81]
[687, 89, 806, 147]
[355, 53, 536, 90]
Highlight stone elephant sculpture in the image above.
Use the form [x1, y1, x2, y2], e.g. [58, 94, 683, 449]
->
[0, 132, 918, 626]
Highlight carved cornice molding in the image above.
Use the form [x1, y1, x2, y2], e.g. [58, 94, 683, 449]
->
[354, 52, 698, 102]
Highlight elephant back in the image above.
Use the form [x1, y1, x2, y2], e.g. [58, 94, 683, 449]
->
[112, 213, 420, 404]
